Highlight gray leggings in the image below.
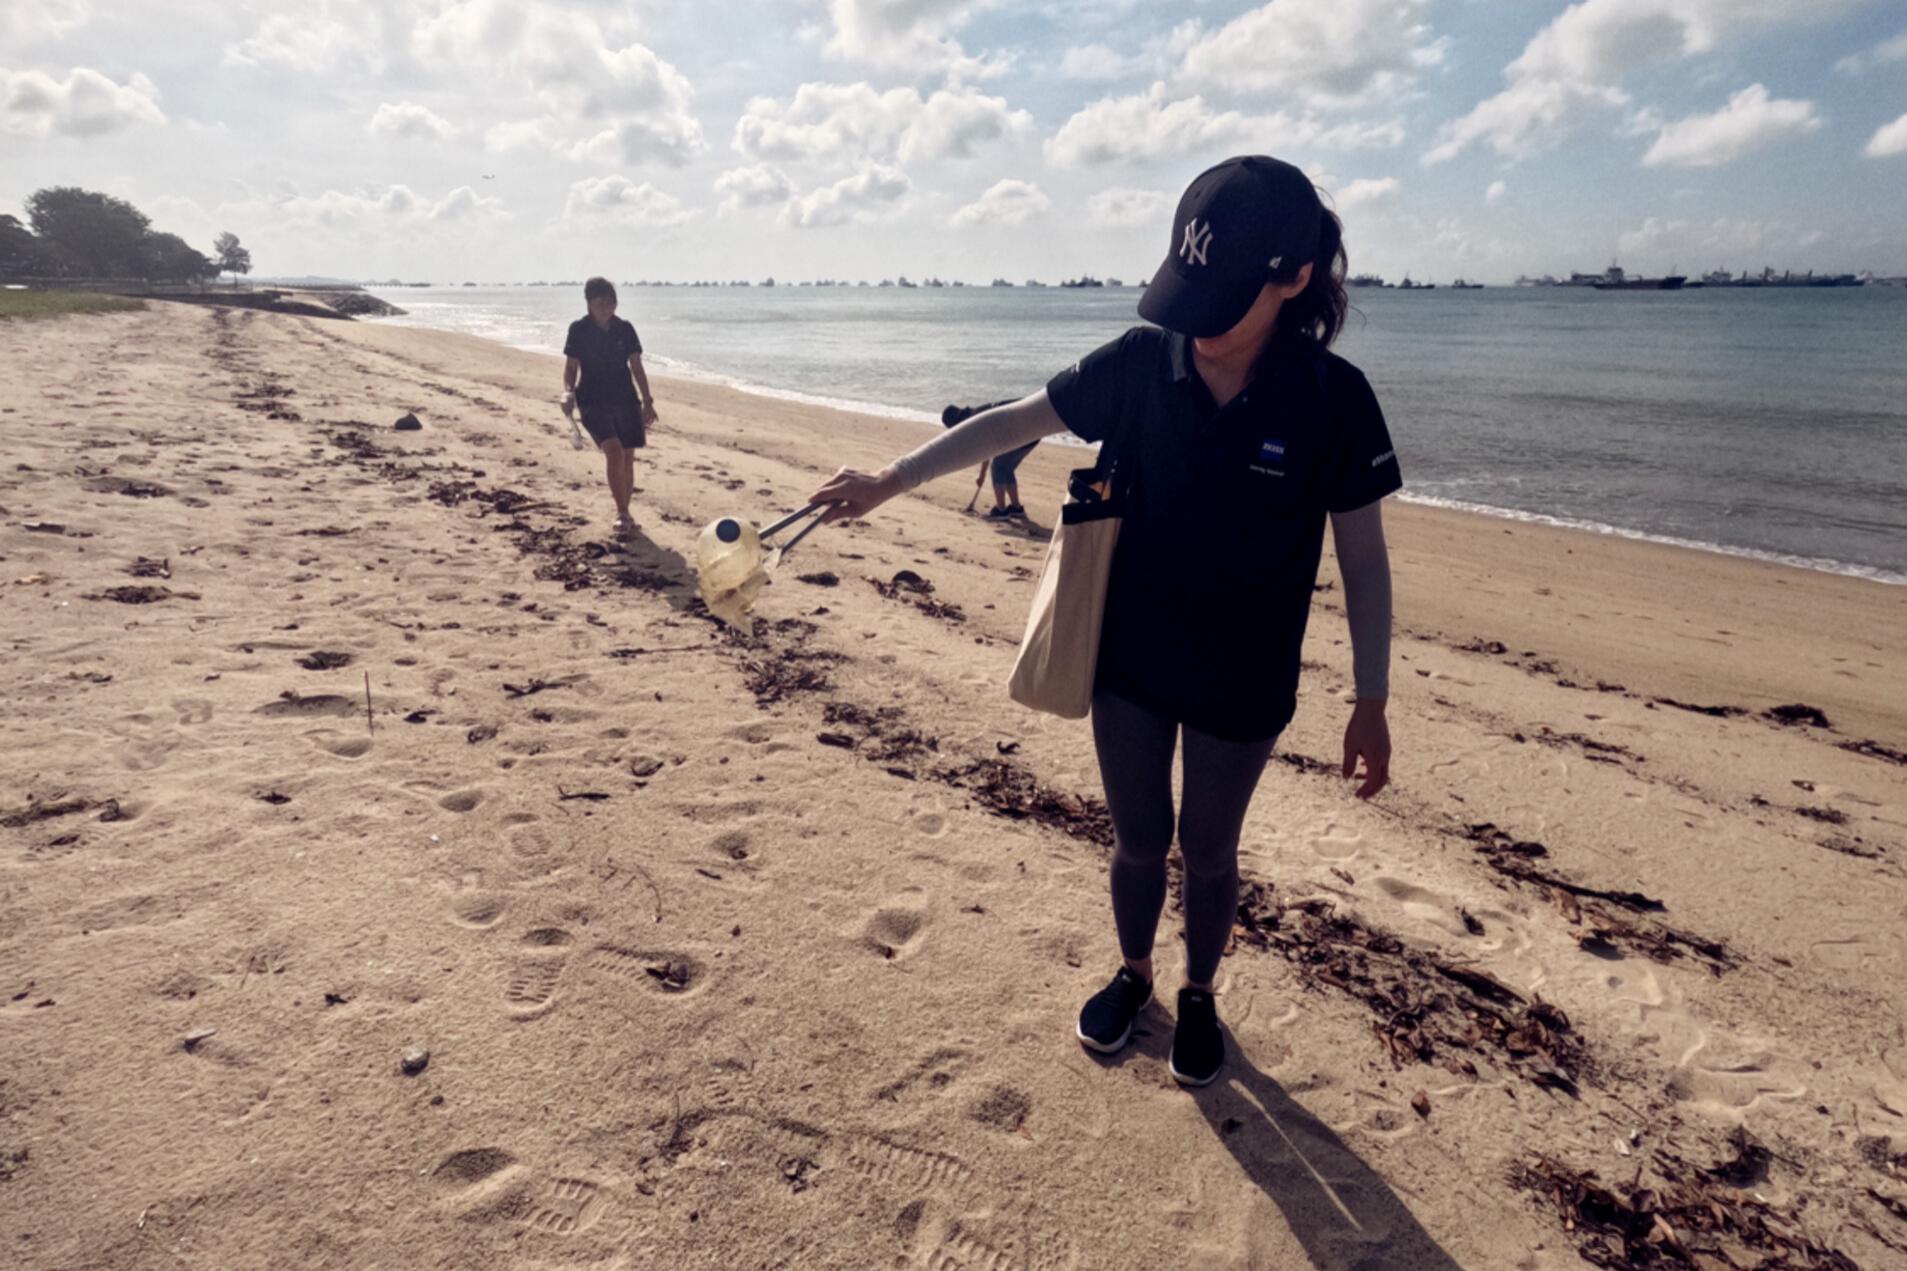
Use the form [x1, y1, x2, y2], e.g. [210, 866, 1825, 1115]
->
[1091, 690, 1277, 987]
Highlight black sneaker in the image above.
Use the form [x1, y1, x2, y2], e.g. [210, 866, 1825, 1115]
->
[987, 506, 1014, 520]
[1076, 967, 1152, 1053]
[1170, 989, 1224, 1087]
[1005, 504, 1026, 519]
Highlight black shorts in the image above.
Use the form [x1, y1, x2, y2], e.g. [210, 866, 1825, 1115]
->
[579, 401, 646, 449]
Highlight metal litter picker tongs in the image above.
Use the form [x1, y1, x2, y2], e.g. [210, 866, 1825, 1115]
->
[693, 502, 832, 627]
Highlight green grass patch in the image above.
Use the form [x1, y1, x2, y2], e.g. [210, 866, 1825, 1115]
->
[0, 290, 148, 320]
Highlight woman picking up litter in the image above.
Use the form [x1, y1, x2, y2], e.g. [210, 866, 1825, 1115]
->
[810, 157, 1402, 1088]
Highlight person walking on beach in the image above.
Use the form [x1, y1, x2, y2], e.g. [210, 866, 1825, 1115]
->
[562, 277, 658, 538]
[811, 157, 1401, 1087]
[943, 401, 1037, 519]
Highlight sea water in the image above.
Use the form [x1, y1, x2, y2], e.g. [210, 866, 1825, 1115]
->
[371, 283, 1907, 584]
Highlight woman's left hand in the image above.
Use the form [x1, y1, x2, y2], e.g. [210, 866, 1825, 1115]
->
[1341, 699, 1390, 799]
[642, 400, 659, 425]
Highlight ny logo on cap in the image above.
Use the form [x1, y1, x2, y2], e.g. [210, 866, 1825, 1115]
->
[1180, 218, 1213, 267]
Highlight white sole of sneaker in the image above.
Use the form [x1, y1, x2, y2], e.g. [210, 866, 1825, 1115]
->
[1075, 1021, 1133, 1054]
[1168, 1059, 1222, 1087]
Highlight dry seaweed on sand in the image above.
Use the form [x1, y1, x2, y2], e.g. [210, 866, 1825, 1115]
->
[1511, 1138, 1860, 1270]
[1462, 823, 1734, 970]
[930, 758, 1114, 847]
[85, 584, 194, 604]
[297, 650, 353, 670]
[1231, 882, 1591, 1091]
[1838, 739, 1907, 767]
[1, 797, 95, 829]
[869, 569, 966, 623]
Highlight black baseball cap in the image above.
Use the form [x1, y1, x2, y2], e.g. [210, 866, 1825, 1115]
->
[1137, 156, 1324, 338]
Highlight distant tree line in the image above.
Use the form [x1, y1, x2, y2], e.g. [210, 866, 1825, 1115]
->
[0, 187, 250, 285]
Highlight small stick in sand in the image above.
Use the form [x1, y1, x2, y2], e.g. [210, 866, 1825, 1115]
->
[363, 671, 374, 733]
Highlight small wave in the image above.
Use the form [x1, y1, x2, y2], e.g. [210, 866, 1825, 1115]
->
[642, 354, 945, 427]
[1398, 492, 1907, 586]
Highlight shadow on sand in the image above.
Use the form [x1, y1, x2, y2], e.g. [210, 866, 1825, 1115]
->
[1084, 1012, 1466, 1270]
[609, 526, 700, 614]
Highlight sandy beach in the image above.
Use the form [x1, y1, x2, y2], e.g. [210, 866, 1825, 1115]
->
[3, 300, 1905, 1270]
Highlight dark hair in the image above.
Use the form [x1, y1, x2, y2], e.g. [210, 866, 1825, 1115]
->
[584, 276, 617, 305]
[1273, 206, 1348, 346]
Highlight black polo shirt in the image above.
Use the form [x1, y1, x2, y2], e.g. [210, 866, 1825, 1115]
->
[1045, 326, 1402, 742]
[563, 316, 643, 407]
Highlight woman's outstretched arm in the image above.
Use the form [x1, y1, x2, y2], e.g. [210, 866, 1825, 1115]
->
[812, 391, 1063, 521]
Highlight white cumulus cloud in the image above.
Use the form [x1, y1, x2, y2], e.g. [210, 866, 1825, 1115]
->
[419, 1, 704, 166]
[1085, 187, 1174, 229]
[1485, 179, 1507, 204]
[0, 65, 165, 138]
[734, 81, 1029, 167]
[950, 178, 1049, 227]
[1174, 0, 1446, 109]
[1835, 28, 1907, 76]
[225, 7, 385, 74]
[563, 175, 695, 228]
[1046, 83, 1402, 168]
[1866, 113, 1907, 160]
[3, 0, 90, 45]
[1641, 84, 1818, 168]
[368, 101, 455, 142]
[781, 163, 910, 229]
[820, 0, 1005, 79]
[1334, 176, 1400, 210]
[221, 184, 507, 234]
[714, 164, 795, 216]
[1427, 0, 1863, 165]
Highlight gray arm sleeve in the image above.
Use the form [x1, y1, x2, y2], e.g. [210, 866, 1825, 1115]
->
[888, 391, 1066, 493]
[1330, 500, 1393, 700]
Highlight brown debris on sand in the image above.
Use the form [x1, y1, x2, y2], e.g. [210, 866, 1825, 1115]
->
[1233, 881, 1591, 1092]
[297, 650, 354, 670]
[86, 584, 192, 604]
[870, 570, 966, 623]
[1512, 1142, 1860, 1270]
[931, 758, 1113, 847]
[1462, 824, 1734, 970]
[1839, 738, 1907, 767]
[1765, 703, 1832, 728]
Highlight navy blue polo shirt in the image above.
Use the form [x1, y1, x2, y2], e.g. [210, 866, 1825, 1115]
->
[1045, 326, 1402, 742]
[563, 316, 643, 407]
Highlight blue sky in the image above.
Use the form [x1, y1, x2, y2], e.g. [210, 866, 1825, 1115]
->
[4, 0, 1904, 283]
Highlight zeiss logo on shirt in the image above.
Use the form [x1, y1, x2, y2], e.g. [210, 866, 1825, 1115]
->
[1250, 437, 1287, 477]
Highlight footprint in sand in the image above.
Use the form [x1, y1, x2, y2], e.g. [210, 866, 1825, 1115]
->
[1309, 821, 1363, 863]
[893, 1193, 1080, 1271]
[432, 1147, 518, 1191]
[522, 1176, 606, 1236]
[874, 1045, 976, 1103]
[439, 789, 484, 813]
[172, 698, 214, 726]
[449, 890, 510, 930]
[307, 730, 372, 759]
[1371, 876, 1471, 938]
[503, 931, 571, 1020]
[861, 891, 932, 962]
[584, 945, 708, 999]
[505, 821, 568, 880]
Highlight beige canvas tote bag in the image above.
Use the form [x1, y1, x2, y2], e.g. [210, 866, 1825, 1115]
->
[1007, 420, 1134, 718]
